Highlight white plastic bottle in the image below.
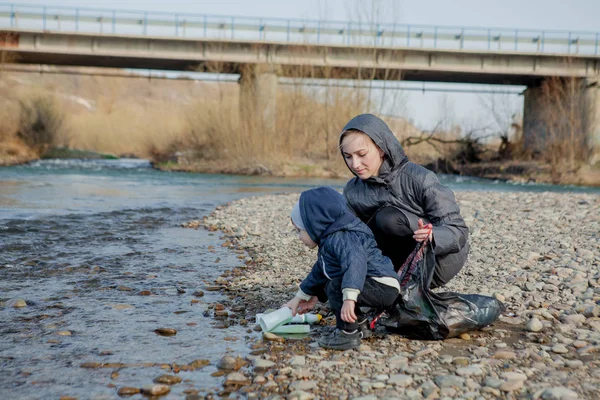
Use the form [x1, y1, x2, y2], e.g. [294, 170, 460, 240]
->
[289, 313, 322, 324]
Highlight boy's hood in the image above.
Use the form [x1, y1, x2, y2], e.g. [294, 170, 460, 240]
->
[339, 113, 408, 179]
[299, 187, 357, 244]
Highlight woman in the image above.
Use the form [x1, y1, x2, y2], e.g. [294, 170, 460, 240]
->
[339, 114, 469, 288]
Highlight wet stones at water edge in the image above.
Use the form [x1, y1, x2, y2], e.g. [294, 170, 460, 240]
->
[140, 384, 171, 396]
[217, 355, 247, 371]
[154, 327, 177, 336]
[153, 374, 182, 385]
[117, 387, 140, 396]
[6, 298, 27, 308]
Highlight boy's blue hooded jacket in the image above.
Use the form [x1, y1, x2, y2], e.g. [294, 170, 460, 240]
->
[298, 187, 398, 299]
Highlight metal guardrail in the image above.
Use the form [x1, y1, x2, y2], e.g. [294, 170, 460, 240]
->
[1, 3, 599, 55]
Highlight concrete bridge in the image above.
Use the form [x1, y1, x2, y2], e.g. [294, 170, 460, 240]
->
[1, 3, 599, 161]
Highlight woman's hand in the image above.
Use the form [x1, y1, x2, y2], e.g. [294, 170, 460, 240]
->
[413, 218, 433, 242]
[341, 299, 357, 323]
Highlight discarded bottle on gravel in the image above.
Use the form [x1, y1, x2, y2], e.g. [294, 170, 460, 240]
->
[256, 307, 322, 332]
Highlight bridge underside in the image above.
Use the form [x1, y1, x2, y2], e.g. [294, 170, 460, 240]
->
[7, 50, 546, 86]
[2, 29, 598, 86]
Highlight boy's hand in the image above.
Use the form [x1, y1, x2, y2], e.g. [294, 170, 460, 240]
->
[285, 297, 301, 316]
[341, 299, 357, 323]
[285, 296, 317, 316]
[297, 296, 318, 314]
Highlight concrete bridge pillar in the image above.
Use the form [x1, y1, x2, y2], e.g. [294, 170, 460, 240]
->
[522, 78, 600, 164]
[239, 65, 279, 132]
[585, 79, 600, 164]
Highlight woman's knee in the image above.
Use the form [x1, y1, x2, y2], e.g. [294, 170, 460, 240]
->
[373, 207, 413, 237]
[431, 262, 463, 289]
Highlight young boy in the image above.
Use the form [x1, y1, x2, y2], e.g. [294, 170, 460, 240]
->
[285, 187, 400, 350]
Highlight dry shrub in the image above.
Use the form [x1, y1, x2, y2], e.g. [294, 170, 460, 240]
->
[524, 76, 592, 181]
[16, 94, 64, 153]
[538, 77, 590, 166]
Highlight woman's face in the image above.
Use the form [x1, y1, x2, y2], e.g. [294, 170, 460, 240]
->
[340, 132, 384, 180]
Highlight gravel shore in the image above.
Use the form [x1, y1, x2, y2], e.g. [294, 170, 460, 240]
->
[190, 190, 600, 399]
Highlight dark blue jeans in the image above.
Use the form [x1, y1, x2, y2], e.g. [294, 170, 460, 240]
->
[326, 277, 399, 331]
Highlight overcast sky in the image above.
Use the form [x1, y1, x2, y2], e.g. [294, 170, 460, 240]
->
[7, 0, 599, 130]
[11, 0, 599, 30]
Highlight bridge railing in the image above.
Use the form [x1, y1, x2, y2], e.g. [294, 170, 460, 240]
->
[1, 3, 599, 56]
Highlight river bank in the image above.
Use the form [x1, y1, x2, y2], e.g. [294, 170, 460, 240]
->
[2, 140, 599, 187]
[157, 158, 600, 188]
[189, 190, 600, 399]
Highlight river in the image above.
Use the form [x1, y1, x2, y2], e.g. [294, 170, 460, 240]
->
[1, 159, 598, 399]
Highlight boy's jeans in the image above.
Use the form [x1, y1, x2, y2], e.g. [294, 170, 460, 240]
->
[326, 277, 399, 331]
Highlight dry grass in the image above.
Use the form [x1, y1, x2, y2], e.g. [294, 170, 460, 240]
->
[183, 82, 370, 175]
[66, 103, 189, 158]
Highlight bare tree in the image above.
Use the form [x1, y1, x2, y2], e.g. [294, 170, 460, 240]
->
[343, 0, 407, 117]
[478, 90, 523, 159]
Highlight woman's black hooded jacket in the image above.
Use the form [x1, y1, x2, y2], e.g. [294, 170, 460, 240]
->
[340, 114, 469, 278]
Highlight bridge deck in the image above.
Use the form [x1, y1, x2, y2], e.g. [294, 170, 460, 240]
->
[1, 28, 598, 86]
[1, 3, 599, 56]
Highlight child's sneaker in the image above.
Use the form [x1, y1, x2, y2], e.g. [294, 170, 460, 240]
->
[357, 318, 373, 339]
[318, 328, 361, 350]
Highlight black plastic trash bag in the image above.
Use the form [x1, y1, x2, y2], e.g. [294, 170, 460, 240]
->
[376, 240, 505, 340]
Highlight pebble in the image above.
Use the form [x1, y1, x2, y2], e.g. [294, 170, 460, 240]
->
[117, 387, 140, 395]
[263, 332, 284, 343]
[153, 374, 182, 384]
[289, 380, 318, 391]
[541, 386, 579, 399]
[288, 390, 314, 400]
[289, 356, 306, 366]
[388, 374, 413, 387]
[527, 317, 544, 332]
[154, 328, 177, 336]
[252, 358, 275, 372]
[500, 379, 524, 392]
[456, 366, 484, 376]
[217, 355, 239, 370]
[493, 350, 517, 359]
[551, 344, 569, 354]
[140, 384, 170, 396]
[8, 298, 27, 308]
[224, 372, 251, 386]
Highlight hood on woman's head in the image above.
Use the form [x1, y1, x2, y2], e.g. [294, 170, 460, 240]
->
[340, 114, 407, 170]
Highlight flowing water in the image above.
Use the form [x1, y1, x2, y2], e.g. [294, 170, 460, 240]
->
[1, 159, 598, 399]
